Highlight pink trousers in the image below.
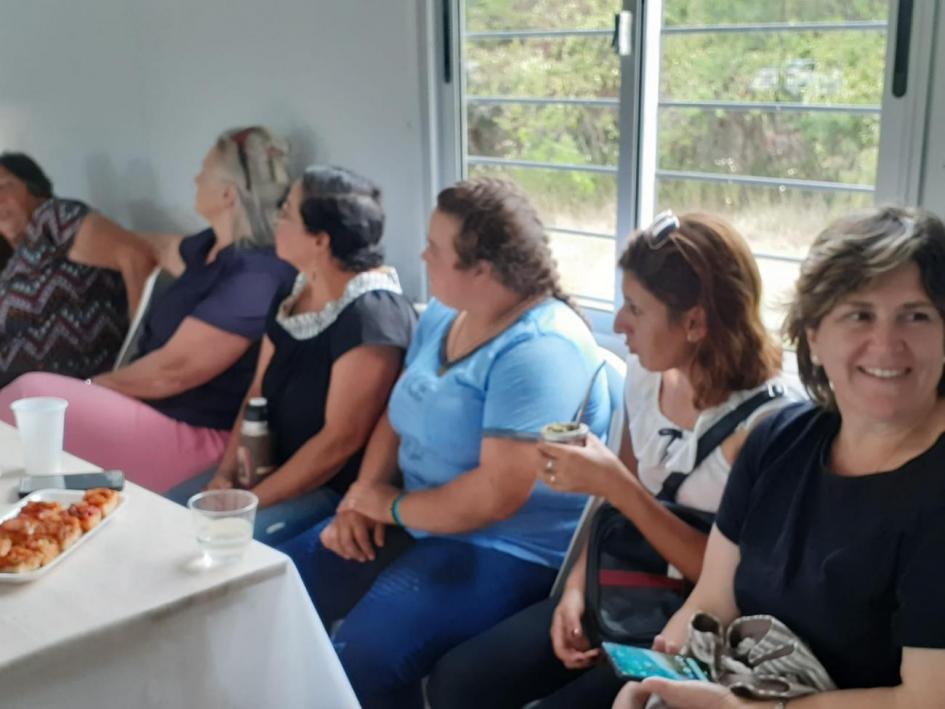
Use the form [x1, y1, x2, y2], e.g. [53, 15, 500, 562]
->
[0, 373, 228, 493]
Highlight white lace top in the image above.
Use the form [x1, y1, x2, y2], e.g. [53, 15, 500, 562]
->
[275, 267, 403, 341]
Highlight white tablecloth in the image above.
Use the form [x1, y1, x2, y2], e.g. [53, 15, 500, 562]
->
[0, 422, 359, 709]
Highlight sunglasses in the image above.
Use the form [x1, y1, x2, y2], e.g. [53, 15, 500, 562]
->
[229, 128, 256, 192]
[642, 210, 681, 250]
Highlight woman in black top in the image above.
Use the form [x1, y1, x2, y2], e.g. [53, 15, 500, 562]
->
[617, 207, 945, 708]
[169, 166, 415, 545]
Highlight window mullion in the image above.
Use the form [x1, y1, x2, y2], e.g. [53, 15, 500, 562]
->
[875, 0, 937, 206]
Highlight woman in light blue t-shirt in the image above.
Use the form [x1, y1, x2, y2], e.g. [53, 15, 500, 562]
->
[280, 177, 611, 709]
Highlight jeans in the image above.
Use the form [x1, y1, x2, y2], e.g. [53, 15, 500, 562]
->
[280, 521, 558, 709]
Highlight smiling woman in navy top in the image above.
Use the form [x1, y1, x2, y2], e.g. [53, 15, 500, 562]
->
[614, 207, 945, 709]
[0, 127, 296, 492]
[167, 165, 416, 544]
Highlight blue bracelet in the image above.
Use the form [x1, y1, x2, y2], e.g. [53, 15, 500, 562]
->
[391, 492, 407, 527]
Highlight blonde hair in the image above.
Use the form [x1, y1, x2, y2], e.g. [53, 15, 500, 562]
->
[215, 126, 290, 247]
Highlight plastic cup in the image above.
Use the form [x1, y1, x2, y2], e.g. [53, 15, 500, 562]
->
[540, 421, 589, 446]
[10, 397, 69, 475]
[187, 489, 258, 565]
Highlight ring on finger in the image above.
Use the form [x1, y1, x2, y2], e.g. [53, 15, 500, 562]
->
[544, 458, 556, 473]
[548, 473, 557, 484]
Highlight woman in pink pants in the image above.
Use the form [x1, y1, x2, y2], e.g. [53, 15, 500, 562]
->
[0, 127, 295, 491]
[0, 373, 227, 486]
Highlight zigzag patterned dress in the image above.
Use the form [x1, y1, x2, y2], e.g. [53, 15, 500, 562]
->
[0, 198, 128, 385]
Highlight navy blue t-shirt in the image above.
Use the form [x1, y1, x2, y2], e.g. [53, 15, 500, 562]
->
[716, 401, 945, 690]
[138, 230, 296, 429]
[262, 284, 416, 495]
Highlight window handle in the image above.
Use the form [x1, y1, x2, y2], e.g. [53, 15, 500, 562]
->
[442, 0, 453, 84]
[892, 0, 913, 97]
[612, 10, 633, 57]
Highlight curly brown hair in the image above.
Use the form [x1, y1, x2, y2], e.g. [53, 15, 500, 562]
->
[435, 177, 580, 315]
[619, 212, 781, 408]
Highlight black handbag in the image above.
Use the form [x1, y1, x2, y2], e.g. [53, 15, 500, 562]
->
[583, 385, 783, 647]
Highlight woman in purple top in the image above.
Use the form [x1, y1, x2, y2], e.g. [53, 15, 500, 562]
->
[0, 127, 296, 491]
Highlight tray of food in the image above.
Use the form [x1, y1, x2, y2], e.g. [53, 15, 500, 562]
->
[0, 488, 123, 582]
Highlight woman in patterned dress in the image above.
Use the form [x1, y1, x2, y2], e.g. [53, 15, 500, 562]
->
[0, 152, 155, 385]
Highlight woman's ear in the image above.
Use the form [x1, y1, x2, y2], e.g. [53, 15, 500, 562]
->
[806, 327, 822, 366]
[684, 306, 708, 344]
[221, 183, 239, 209]
[311, 230, 332, 254]
[471, 259, 493, 281]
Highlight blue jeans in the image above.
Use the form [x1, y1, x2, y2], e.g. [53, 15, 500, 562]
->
[280, 521, 558, 709]
[166, 470, 341, 546]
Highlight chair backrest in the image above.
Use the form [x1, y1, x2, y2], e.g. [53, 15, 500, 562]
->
[599, 346, 626, 430]
[549, 347, 626, 598]
[113, 267, 174, 370]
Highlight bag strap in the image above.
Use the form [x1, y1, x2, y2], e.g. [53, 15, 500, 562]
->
[656, 384, 784, 503]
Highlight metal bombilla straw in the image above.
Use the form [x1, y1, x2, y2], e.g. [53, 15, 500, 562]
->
[574, 360, 606, 424]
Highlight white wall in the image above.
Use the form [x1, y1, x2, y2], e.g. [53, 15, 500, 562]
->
[0, 0, 431, 299]
[3, 1, 941, 299]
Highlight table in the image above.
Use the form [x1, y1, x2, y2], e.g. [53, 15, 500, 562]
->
[0, 422, 359, 708]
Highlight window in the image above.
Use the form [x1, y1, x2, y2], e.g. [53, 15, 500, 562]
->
[438, 0, 933, 333]
[457, 2, 621, 309]
[646, 2, 890, 330]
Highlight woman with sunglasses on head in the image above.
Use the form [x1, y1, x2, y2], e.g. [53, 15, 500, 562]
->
[165, 166, 416, 545]
[0, 152, 156, 385]
[427, 211, 790, 709]
[613, 207, 945, 709]
[0, 127, 296, 492]
[280, 177, 611, 709]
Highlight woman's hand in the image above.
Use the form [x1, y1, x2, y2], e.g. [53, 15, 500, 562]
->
[206, 459, 237, 491]
[337, 480, 400, 524]
[538, 433, 635, 498]
[652, 634, 683, 656]
[612, 678, 744, 709]
[550, 586, 600, 669]
[205, 470, 235, 491]
[320, 510, 386, 562]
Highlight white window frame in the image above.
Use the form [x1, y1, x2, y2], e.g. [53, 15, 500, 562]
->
[426, 0, 939, 341]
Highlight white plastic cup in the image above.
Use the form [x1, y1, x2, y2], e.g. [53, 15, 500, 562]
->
[188, 489, 258, 565]
[10, 397, 69, 475]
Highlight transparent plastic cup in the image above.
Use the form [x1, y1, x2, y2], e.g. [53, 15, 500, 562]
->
[187, 489, 258, 565]
[10, 397, 69, 475]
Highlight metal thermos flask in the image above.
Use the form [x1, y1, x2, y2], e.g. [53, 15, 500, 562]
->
[236, 397, 274, 488]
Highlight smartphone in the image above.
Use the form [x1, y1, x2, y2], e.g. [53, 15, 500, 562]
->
[17, 470, 125, 497]
[602, 641, 710, 682]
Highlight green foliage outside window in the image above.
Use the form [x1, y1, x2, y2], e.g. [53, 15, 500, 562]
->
[462, 0, 887, 246]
